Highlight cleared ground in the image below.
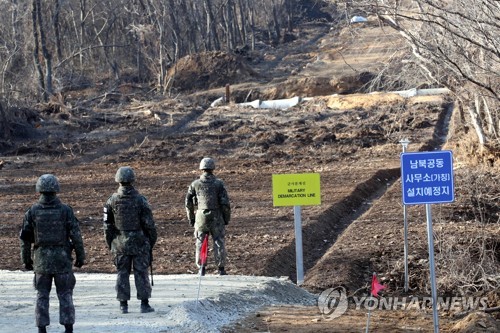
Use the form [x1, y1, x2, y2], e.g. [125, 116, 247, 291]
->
[0, 270, 315, 333]
[0, 17, 498, 333]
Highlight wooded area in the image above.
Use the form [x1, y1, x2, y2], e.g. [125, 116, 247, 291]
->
[0, 0, 326, 101]
[0, 0, 498, 152]
[342, 0, 499, 150]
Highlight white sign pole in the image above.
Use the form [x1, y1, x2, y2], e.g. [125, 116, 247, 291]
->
[293, 205, 304, 285]
[425, 203, 440, 333]
[399, 138, 410, 292]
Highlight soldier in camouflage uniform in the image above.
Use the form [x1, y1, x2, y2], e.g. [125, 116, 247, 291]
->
[103, 166, 157, 314]
[185, 157, 231, 276]
[20, 174, 86, 333]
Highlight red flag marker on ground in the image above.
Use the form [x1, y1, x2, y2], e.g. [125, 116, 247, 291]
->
[366, 273, 385, 333]
[200, 234, 209, 266]
[371, 273, 385, 297]
[196, 234, 209, 308]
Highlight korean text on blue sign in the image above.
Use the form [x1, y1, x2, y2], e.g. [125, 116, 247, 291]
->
[400, 151, 455, 205]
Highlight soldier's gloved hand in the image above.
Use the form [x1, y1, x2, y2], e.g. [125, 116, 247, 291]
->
[24, 263, 33, 271]
[190, 219, 195, 227]
[74, 260, 85, 268]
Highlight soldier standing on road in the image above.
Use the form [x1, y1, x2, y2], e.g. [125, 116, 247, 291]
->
[19, 174, 86, 333]
[103, 166, 157, 314]
[185, 157, 231, 276]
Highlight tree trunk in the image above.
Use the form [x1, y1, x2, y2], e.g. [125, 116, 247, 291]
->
[284, 0, 294, 32]
[468, 97, 487, 146]
[237, 0, 247, 47]
[32, 0, 46, 101]
[34, 0, 54, 99]
[167, 0, 181, 61]
[53, 0, 63, 62]
[78, 0, 87, 68]
[0, 101, 8, 139]
[203, 0, 220, 50]
[190, 1, 204, 53]
[271, 2, 281, 45]
[482, 96, 497, 138]
[248, 0, 256, 51]
[37, 0, 53, 95]
[184, 1, 199, 54]
[354, 0, 499, 149]
[222, 1, 235, 51]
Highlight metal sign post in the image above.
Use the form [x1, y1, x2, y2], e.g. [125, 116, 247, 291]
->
[426, 203, 439, 333]
[399, 138, 410, 293]
[400, 150, 455, 333]
[294, 205, 304, 285]
[272, 173, 321, 285]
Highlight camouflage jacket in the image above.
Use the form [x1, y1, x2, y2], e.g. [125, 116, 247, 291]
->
[20, 194, 85, 274]
[185, 172, 231, 226]
[103, 185, 157, 256]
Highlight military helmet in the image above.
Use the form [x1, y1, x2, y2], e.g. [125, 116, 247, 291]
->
[115, 166, 135, 183]
[199, 157, 215, 170]
[36, 174, 60, 193]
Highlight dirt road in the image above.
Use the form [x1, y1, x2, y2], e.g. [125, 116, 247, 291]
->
[0, 270, 314, 333]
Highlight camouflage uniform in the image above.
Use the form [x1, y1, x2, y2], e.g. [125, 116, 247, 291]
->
[103, 166, 157, 313]
[19, 174, 85, 333]
[185, 158, 231, 275]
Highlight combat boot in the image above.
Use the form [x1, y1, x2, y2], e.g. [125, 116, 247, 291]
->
[218, 266, 227, 275]
[38, 327, 47, 333]
[140, 299, 155, 313]
[64, 324, 73, 333]
[119, 300, 128, 314]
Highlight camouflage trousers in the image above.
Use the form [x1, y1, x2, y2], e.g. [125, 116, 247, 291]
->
[114, 254, 152, 301]
[34, 272, 76, 328]
[195, 210, 226, 268]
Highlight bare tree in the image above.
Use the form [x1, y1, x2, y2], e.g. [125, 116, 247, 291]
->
[0, 0, 23, 100]
[0, 101, 8, 139]
[32, 0, 54, 101]
[203, 0, 220, 50]
[0, 0, 309, 102]
[53, 0, 63, 62]
[340, 0, 499, 149]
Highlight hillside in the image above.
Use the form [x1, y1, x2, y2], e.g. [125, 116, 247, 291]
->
[0, 13, 498, 333]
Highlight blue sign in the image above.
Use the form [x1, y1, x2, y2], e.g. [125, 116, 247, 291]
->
[401, 151, 454, 205]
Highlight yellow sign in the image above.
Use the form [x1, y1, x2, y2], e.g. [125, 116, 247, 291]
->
[272, 173, 321, 207]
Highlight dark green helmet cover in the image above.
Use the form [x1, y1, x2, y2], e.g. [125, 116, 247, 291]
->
[36, 174, 60, 193]
[115, 166, 135, 183]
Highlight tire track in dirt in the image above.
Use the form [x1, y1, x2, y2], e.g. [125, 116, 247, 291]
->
[259, 101, 454, 286]
[258, 23, 331, 80]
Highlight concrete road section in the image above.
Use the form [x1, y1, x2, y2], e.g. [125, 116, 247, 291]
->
[0, 270, 316, 333]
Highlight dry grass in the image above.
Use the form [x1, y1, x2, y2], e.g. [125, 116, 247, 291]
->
[321, 92, 405, 109]
[434, 228, 499, 295]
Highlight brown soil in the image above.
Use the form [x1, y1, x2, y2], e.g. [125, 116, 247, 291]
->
[0, 18, 498, 332]
[167, 51, 259, 93]
[221, 305, 500, 333]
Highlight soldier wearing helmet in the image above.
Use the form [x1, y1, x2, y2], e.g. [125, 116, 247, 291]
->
[185, 157, 231, 275]
[19, 174, 86, 333]
[103, 166, 157, 314]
